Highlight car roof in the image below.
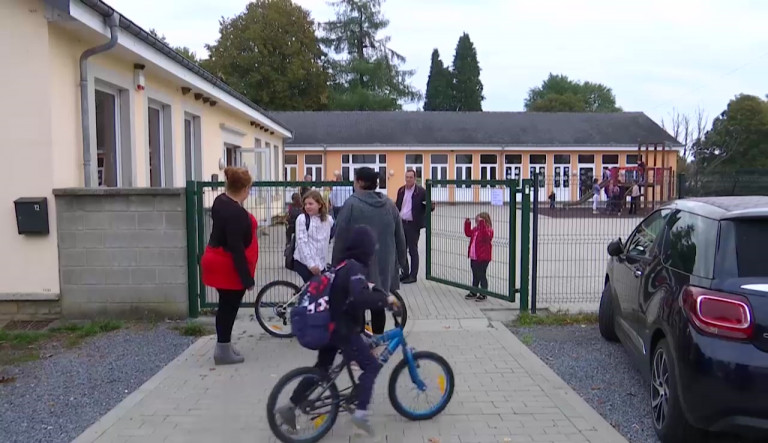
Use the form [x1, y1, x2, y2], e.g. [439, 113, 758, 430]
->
[664, 196, 768, 220]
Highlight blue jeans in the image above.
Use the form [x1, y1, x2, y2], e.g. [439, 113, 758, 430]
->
[290, 333, 382, 411]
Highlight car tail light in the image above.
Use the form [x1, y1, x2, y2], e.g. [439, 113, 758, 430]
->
[681, 286, 754, 340]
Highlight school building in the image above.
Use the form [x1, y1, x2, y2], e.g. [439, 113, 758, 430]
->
[272, 111, 682, 203]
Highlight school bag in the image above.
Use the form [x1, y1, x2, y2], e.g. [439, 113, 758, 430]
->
[284, 214, 311, 271]
[290, 261, 347, 350]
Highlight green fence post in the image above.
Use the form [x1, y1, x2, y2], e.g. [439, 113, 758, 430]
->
[508, 180, 517, 302]
[195, 182, 207, 309]
[185, 181, 199, 318]
[520, 179, 531, 312]
[425, 179, 432, 281]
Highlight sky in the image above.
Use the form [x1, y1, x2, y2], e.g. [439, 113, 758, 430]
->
[105, 0, 768, 133]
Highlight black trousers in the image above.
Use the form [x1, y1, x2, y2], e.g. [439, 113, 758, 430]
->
[294, 260, 314, 283]
[216, 289, 245, 343]
[403, 220, 421, 278]
[629, 197, 638, 214]
[470, 260, 489, 292]
[369, 309, 386, 335]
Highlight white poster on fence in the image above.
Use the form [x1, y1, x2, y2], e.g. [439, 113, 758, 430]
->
[490, 188, 504, 206]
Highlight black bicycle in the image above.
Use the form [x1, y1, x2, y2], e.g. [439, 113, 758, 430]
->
[265, 295, 453, 443]
[254, 269, 408, 338]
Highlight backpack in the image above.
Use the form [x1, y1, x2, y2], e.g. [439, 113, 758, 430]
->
[284, 214, 311, 271]
[290, 261, 347, 350]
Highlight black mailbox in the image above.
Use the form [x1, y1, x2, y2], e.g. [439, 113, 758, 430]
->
[14, 197, 49, 235]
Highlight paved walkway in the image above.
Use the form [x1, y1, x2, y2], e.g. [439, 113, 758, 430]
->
[72, 279, 625, 443]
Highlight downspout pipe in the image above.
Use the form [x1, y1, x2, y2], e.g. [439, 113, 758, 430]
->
[79, 12, 120, 187]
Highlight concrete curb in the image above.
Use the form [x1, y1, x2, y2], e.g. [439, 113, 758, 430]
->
[489, 321, 628, 443]
[71, 335, 214, 443]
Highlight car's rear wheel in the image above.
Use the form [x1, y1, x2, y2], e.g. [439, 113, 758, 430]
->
[598, 282, 619, 342]
[651, 339, 705, 443]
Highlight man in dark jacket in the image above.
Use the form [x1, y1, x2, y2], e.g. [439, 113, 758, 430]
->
[332, 167, 407, 334]
[395, 169, 434, 283]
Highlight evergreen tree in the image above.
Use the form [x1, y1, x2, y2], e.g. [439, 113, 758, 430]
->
[423, 49, 452, 111]
[450, 33, 484, 111]
[320, 0, 420, 110]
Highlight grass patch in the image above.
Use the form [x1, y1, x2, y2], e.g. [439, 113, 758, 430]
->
[515, 310, 598, 327]
[520, 333, 534, 346]
[173, 322, 212, 337]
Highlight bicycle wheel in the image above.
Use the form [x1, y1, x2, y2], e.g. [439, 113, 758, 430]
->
[388, 351, 454, 420]
[363, 289, 408, 337]
[266, 367, 340, 443]
[255, 280, 301, 338]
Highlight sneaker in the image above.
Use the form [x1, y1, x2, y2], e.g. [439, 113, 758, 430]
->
[465, 292, 477, 300]
[475, 294, 487, 302]
[276, 405, 297, 431]
[350, 413, 375, 436]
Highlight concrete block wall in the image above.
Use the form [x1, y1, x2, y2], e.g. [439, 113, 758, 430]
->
[53, 188, 188, 319]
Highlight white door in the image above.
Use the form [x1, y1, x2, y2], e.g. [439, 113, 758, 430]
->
[454, 154, 473, 202]
[240, 147, 271, 223]
[479, 154, 498, 202]
[578, 165, 596, 199]
[430, 163, 448, 202]
[503, 163, 522, 203]
[351, 165, 387, 196]
[529, 165, 547, 202]
[553, 165, 571, 202]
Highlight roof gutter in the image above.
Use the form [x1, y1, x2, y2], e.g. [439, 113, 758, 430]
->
[79, 9, 120, 187]
[78, 0, 292, 137]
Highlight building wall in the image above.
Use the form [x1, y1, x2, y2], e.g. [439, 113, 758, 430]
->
[54, 189, 188, 319]
[287, 148, 680, 202]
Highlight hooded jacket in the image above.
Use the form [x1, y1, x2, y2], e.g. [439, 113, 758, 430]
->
[331, 191, 407, 293]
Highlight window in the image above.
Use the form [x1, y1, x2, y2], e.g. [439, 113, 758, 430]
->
[578, 154, 595, 163]
[148, 100, 173, 187]
[504, 154, 522, 184]
[284, 154, 298, 180]
[602, 154, 619, 164]
[430, 153, 448, 186]
[504, 154, 522, 164]
[304, 154, 323, 181]
[224, 144, 242, 167]
[530, 154, 546, 165]
[351, 154, 377, 163]
[95, 89, 120, 187]
[626, 154, 639, 165]
[726, 219, 768, 277]
[184, 113, 202, 181]
[456, 154, 472, 165]
[554, 154, 571, 164]
[342, 153, 387, 190]
[663, 211, 718, 278]
[479, 154, 497, 186]
[271, 143, 280, 184]
[626, 210, 670, 258]
[431, 154, 448, 164]
[405, 154, 423, 185]
[455, 154, 472, 187]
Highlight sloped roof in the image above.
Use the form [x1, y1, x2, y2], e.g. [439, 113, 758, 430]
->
[271, 111, 682, 147]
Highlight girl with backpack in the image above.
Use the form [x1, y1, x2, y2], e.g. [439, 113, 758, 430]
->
[464, 212, 494, 302]
[293, 190, 334, 283]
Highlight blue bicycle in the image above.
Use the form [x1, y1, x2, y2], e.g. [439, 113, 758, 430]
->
[265, 290, 454, 443]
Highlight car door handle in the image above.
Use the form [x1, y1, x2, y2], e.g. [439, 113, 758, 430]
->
[634, 270, 643, 278]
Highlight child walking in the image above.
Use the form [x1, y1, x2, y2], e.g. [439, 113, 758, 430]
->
[464, 212, 493, 302]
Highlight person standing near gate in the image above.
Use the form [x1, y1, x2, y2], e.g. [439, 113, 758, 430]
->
[332, 167, 407, 334]
[395, 169, 431, 284]
[200, 167, 258, 365]
[329, 171, 353, 219]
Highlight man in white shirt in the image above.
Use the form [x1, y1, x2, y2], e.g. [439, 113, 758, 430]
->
[329, 171, 353, 219]
[629, 180, 641, 215]
[395, 169, 431, 284]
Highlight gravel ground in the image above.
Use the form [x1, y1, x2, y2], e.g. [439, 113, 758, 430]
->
[0, 324, 197, 443]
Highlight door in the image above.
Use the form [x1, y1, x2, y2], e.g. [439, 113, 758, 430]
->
[454, 154, 473, 202]
[479, 154, 498, 202]
[578, 166, 595, 199]
[504, 154, 522, 203]
[553, 166, 572, 202]
[612, 209, 670, 357]
[529, 165, 546, 202]
[240, 147, 270, 222]
[430, 156, 448, 202]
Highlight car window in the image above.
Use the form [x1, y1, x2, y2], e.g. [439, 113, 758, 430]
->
[625, 209, 669, 258]
[725, 219, 768, 278]
[663, 210, 718, 278]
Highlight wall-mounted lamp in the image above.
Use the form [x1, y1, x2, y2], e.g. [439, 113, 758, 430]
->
[388, 169, 395, 177]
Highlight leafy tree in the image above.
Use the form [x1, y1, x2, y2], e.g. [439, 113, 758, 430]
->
[525, 73, 621, 112]
[423, 49, 452, 111]
[320, 0, 420, 110]
[148, 29, 198, 62]
[203, 0, 329, 111]
[694, 94, 768, 171]
[450, 33, 483, 111]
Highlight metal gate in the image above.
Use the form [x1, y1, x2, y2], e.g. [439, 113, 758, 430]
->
[185, 180, 354, 317]
[425, 179, 532, 309]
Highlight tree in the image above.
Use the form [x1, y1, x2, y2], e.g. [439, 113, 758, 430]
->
[525, 73, 621, 112]
[423, 49, 452, 111]
[203, 0, 329, 111]
[661, 107, 709, 173]
[148, 29, 198, 62]
[450, 33, 484, 111]
[320, 0, 420, 110]
[695, 94, 768, 171]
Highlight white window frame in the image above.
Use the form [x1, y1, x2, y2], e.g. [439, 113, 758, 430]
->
[284, 154, 298, 181]
[454, 153, 473, 188]
[429, 154, 449, 187]
[224, 143, 242, 167]
[94, 85, 123, 187]
[147, 99, 173, 187]
[304, 154, 324, 181]
[342, 154, 387, 192]
[479, 154, 498, 188]
[405, 153, 424, 186]
[184, 112, 202, 181]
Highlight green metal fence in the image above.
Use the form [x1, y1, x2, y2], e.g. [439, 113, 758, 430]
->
[425, 179, 532, 309]
[186, 180, 354, 317]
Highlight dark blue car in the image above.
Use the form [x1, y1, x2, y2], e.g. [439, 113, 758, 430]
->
[599, 196, 768, 442]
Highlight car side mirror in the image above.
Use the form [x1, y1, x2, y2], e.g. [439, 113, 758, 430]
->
[607, 238, 624, 257]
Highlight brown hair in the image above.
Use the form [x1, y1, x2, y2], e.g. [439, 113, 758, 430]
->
[477, 212, 492, 228]
[303, 189, 328, 222]
[224, 167, 252, 193]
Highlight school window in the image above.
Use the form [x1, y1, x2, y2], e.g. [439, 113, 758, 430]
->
[148, 100, 173, 187]
[304, 154, 323, 181]
[430, 154, 448, 187]
[284, 154, 298, 181]
[602, 154, 619, 165]
[95, 87, 123, 187]
[342, 153, 387, 190]
[455, 154, 473, 188]
[405, 154, 423, 185]
[578, 154, 595, 164]
[184, 113, 202, 181]
[224, 144, 242, 167]
[479, 154, 497, 186]
[626, 154, 639, 165]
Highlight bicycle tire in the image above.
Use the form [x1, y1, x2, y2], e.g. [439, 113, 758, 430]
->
[388, 351, 455, 420]
[266, 367, 340, 443]
[254, 280, 301, 338]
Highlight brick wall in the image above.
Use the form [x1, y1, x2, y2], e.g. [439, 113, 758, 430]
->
[53, 188, 188, 319]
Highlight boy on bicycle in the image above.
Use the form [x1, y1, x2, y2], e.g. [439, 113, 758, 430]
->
[276, 225, 398, 436]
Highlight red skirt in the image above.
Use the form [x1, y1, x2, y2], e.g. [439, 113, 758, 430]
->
[200, 215, 259, 290]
